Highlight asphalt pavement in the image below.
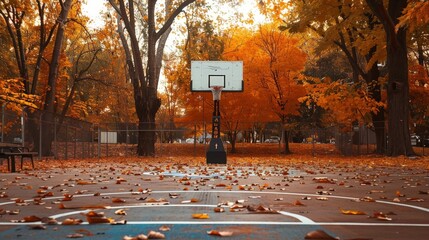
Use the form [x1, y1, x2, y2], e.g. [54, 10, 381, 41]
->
[0, 157, 428, 239]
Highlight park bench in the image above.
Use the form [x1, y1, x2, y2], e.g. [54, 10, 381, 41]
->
[0, 143, 38, 172]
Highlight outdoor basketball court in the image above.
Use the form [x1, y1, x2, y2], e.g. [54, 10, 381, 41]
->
[0, 158, 428, 239]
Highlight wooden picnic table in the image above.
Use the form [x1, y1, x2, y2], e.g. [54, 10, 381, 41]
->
[0, 143, 38, 172]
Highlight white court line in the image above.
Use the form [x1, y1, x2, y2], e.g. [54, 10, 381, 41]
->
[0, 190, 428, 228]
[1, 190, 428, 213]
[47, 204, 314, 224]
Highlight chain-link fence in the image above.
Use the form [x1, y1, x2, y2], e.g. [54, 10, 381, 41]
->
[1, 106, 428, 159]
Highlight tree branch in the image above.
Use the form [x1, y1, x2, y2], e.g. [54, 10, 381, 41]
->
[155, 0, 196, 40]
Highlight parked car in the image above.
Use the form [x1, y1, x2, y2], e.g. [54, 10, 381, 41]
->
[411, 134, 429, 147]
[264, 136, 280, 143]
[185, 138, 195, 144]
[410, 134, 419, 146]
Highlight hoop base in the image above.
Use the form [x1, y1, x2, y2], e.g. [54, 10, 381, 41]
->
[206, 138, 226, 164]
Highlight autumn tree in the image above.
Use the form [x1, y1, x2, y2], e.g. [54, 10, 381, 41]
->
[0, 0, 76, 154]
[244, 24, 307, 154]
[401, 1, 429, 139]
[287, 0, 428, 156]
[0, 0, 33, 92]
[219, 27, 277, 152]
[263, 0, 387, 154]
[108, 0, 199, 156]
[364, 0, 415, 156]
[1, 0, 123, 155]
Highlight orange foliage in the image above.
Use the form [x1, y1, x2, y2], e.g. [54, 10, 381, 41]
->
[398, 0, 429, 31]
[302, 78, 385, 130]
[409, 64, 429, 125]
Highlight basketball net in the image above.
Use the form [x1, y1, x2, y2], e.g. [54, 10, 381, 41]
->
[210, 86, 223, 101]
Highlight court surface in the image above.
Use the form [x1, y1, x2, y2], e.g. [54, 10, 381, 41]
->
[0, 157, 428, 239]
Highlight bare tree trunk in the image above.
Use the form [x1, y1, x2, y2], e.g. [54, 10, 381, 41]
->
[366, 47, 385, 154]
[282, 129, 291, 154]
[366, 0, 414, 156]
[39, 0, 72, 156]
[111, 0, 196, 156]
[227, 131, 237, 153]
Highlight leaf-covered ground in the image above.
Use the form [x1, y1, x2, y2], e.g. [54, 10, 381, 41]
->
[0, 143, 428, 239]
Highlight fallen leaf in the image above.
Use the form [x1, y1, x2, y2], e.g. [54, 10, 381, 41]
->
[305, 229, 338, 239]
[147, 230, 165, 239]
[112, 198, 126, 203]
[248, 196, 261, 199]
[313, 177, 335, 184]
[396, 190, 405, 197]
[67, 233, 85, 238]
[207, 230, 234, 237]
[158, 225, 171, 231]
[340, 209, 366, 215]
[62, 194, 73, 201]
[85, 211, 114, 224]
[192, 213, 210, 219]
[247, 205, 278, 214]
[23, 215, 42, 222]
[359, 196, 375, 202]
[86, 211, 104, 218]
[214, 207, 225, 213]
[371, 211, 393, 221]
[123, 234, 148, 240]
[77, 180, 96, 185]
[111, 220, 127, 225]
[14, 198, 25, 204]
[406, 197, 424, 202]
[115, 209, 127, 215]
[62, 218, 83, 225]
[8, 209, 20, 215]
[169, 193, 179, 199]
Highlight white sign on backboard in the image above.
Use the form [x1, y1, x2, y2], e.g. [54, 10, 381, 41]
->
[191, 61, 243, 92]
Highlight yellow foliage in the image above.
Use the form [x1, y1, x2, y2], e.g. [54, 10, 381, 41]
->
[303, 78, 385, 130]
[0, 79, 41, 110]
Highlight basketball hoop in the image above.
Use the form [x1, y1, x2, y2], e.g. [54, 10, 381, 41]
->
[211, 86, 223, 101]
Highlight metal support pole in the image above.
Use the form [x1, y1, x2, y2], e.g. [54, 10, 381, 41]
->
[74, 127, 77, 159]
[203, 96, 206, 144]
[54, 116, 57, 159]
[21, 107, 25, 147]
[193, 124, 197, 157]
[39, 113, 42, 159]
[65, 125, 68, 160]
[206, 98, 226, 164]
[97, 126, 101, 158]
[106, 130, 109, 158]
[1, 103, 6, 143]
[126, 124, 129, 157]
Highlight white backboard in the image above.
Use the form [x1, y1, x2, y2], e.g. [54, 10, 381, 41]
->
[191, 61, 243, 92]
